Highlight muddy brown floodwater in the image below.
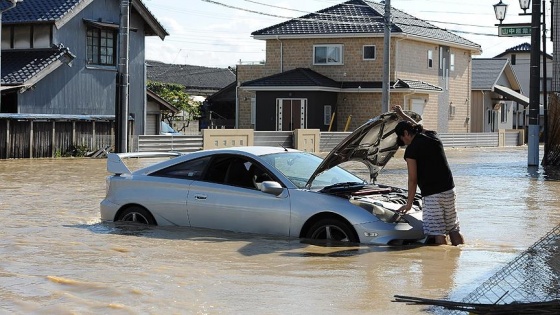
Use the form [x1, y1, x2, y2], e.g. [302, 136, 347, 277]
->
[1, 146, 559, 314]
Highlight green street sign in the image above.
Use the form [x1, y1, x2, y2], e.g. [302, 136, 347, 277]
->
[498, 25, 532, 37]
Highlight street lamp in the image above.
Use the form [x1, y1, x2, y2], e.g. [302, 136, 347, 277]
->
[492, 0, 543, 167]
[519, 0, 530, 14]
[493, 1, 508, 24]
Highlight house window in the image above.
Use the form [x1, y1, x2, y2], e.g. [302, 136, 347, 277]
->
[363, 45, 376, 60]
[450, 53, 455, 71]
[14, 26, 31, 49]
[324, 105, 332, 125]
[1, 25, 52, 49]
[511, 54, 516, 65]
[314, 44, 343, 65]
[87, 26, 116, 66]
[501, 103, 508, 123]
[427, 50, 433, 68]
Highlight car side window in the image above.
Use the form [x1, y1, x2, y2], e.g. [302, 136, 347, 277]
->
[204, 155, 273, 190]
[151, 156, 211, 180]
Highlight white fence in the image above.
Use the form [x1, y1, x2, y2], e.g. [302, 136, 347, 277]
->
[136, 130, 524, 153]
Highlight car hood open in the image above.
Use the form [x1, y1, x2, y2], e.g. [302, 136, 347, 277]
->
[306, 111, 422, 188]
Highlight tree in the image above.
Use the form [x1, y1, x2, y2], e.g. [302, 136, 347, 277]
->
[147, 81, 201, 130]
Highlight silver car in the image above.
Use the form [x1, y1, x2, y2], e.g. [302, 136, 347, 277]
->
[100, 111, 424, 245]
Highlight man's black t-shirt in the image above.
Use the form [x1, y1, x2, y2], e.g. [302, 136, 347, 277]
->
[403, 131, 454, 197]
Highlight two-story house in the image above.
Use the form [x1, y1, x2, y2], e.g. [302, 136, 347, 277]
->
[471, 58, 527, 132]
[494, 42, 553, 130]
[0, 0, 167, 135]
[236, 0, 481, 132]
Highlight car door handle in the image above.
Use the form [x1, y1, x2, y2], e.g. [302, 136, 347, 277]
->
[194, 194, 207, 200]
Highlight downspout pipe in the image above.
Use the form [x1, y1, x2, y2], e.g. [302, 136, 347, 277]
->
[276, 35, 283, 72]
[117, 0, 130, 152]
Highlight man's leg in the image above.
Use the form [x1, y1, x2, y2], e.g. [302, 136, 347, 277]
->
[449, 230, 464, 246]
[423, 194, 448, 246]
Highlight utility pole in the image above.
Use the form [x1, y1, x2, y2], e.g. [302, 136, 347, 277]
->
[542, 0, 548, 165]
[117, 0, 130, 153]
[381, 0, 391, 113]
[527, 0, 541, 166]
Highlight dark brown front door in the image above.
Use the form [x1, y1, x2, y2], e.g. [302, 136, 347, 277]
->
[277, 99, 306, 131]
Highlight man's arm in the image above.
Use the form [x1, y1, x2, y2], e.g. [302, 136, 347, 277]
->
[392, 105, 417, 124]
[398, 158, 418, 214]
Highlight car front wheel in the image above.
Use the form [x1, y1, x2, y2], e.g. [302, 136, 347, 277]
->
[117, 206, 156, 225]
[306, 218, 358, 243]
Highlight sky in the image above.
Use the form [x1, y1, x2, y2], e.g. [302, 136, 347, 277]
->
[142, 0, 552, 68]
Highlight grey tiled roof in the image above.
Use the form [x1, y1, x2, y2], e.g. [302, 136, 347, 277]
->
[252, 0, 480, 50]
[494, 42, 552, 59]
[1, 0, 167, 39]
[504, 42, 531, 52]
[241, 68, 442, 92]
[1, 0, 81, 23]
[471, 58, 508, 90]
[1, 46, 76, 85]
[399, 79, 442, 91]
[242, 68, 340, 88]
[146, 60, 236, 91]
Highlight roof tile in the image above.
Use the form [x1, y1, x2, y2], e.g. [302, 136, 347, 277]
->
[1, 0, 81, 23]
[252, 0, 480, 49]
[1, 46, 75, 85]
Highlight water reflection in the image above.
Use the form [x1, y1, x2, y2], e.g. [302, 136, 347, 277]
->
[1, 147, 560, 314]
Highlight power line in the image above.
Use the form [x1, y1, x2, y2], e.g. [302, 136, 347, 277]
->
[202, 0, 498, 37]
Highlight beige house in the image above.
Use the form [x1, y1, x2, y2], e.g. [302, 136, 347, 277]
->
[471, 58, 527, 133]
[494, 43, 553, 130]
[236, 0, 481, 132]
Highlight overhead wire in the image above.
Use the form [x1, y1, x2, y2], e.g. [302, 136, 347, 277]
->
[146, 0, 549, 65]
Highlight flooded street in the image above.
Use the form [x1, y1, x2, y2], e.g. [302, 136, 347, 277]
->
[1, 146, 559, 314]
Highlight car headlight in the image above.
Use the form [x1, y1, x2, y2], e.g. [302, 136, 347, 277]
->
[371, 203, 406, 223]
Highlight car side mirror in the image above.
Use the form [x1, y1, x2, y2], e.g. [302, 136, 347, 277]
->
[260, 181, 284, 196]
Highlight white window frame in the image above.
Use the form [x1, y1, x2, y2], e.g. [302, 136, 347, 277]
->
[450, 53, 455, 71]
[427, 50, 433, 68]
[501, 103, 508, 123]
[363, 45, 376, 60]
[250, 97, 256, 125]
[313, 44, 343, 65]
[324, 105, 332, 125]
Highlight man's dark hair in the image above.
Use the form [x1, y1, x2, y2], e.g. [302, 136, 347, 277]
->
[395, 121, 424, 146]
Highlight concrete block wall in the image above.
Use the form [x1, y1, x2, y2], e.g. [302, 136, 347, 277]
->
[202, 129, 254, 150]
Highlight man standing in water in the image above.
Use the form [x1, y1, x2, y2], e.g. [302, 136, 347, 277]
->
[392, 105, 464, 246]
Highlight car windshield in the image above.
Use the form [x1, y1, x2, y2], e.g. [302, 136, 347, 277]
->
[260, 152, 366, 189]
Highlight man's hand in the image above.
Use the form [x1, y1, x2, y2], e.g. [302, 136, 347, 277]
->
[397, 204, 411, 214]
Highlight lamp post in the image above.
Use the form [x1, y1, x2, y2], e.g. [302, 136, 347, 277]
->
[493, 0, 508, 24]
[493, 0, 542, 167]
[0, 0, 23, 112]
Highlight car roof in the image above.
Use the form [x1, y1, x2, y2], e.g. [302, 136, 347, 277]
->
[205, 146, 300, 156]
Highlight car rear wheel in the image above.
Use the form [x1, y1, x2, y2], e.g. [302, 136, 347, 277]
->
[117, 206, 156, 225]
[306, 218, 358, 243]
